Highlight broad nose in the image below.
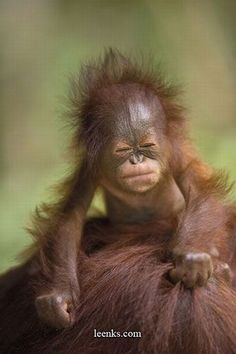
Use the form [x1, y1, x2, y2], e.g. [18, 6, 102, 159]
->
[129, 153, 144, 165]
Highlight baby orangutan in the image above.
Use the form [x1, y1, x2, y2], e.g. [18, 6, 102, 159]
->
[32, 49, 234, 329]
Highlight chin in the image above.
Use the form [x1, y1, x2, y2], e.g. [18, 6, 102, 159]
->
[123, 181, 158, 194]
[131, 186, 154, 194]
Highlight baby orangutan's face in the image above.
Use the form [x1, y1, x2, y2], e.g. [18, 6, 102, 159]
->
[100, 99, 168, 194]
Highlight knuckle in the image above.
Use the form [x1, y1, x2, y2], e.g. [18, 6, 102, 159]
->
[54, 295, 64, 305]
[185, 252, 211, 265]
[220, 262, 230, 271]
[197, 276, 206, 287]
[201, 253, 211, 262]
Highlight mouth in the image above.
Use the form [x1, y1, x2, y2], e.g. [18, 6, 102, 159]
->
[122, 172, 156, 182]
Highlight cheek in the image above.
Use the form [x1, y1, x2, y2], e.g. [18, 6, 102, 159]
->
[100, 156, 120, 183]
[145, 159, 162, 172]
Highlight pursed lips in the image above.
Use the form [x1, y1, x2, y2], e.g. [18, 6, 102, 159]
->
[122, 171, 155, 179]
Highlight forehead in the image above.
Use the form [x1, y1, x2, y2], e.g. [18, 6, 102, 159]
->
[112, 91, 165, 141]
[96, 83, 166, 142]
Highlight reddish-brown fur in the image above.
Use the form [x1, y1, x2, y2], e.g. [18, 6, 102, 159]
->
[0, 215, 236, 353]
[0, 49, 236, 352]
[28, 49, 235, 292]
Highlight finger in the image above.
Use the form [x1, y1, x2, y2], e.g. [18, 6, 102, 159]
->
[196, 270, 209, 287]
[215, 263, 233, 284]
[207, 257, 213, 277]
[35, 295, 54, 320]
[35, 294, 72, 329]
[169, 268, 183, 284]
[51, 297, 72, 328]
[182, 270, 198, 288]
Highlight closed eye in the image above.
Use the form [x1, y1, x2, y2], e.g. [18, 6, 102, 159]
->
[140, 143, 156, 148]
[115, 147, 132, 153]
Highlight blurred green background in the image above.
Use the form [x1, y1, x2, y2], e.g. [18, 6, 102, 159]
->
[0, 0, 235, 272]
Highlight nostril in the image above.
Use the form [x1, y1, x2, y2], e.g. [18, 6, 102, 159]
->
[138, 154, 144, 163]
[129, 153, 138, 165]
[129, 153, 143, 164]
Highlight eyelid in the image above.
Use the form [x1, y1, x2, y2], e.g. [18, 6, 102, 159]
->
[115, 147, 132, 153]
[140, 143, 156, 148]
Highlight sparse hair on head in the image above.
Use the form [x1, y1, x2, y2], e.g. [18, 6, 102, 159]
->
[67, 48, 185, 167]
